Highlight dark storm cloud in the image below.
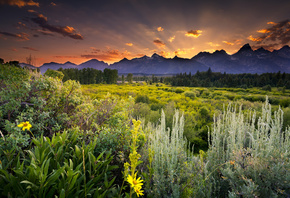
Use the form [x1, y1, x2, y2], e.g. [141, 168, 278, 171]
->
[0, 31, 29, 40]
[249, 20, 290, 49]
[0, 0, 39, 7]
[29, 11, 84, 40]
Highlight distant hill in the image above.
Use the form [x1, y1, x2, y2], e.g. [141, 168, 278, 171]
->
[20, 44, 290, 74]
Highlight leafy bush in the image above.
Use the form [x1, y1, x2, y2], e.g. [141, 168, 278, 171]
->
[261, 84, 272, 91]
[280, 98, 290, 107]
[44, 69, 64, 80]
[0, 66, 83, 155]
[175, 88, 184, 94]
[184, 91, 196, 99]
[135, 95, 150, 104]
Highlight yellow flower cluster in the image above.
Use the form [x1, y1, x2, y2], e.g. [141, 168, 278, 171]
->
[17, 121, 32, 131]
[123, 119, 144, 197]
[127, 173, 144, 197]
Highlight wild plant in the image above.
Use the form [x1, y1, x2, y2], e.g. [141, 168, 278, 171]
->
[0, 128, 118, 197]
[120, 119, 144, 197]
[145, 110, 205, 198]
[207, 97, 290, 197]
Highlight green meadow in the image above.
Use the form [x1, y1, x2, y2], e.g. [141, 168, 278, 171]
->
[1, 63, 290, 197]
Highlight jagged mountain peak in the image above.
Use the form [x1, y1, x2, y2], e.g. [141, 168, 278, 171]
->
[279, 45, 290, 51]
[36, 43, 289, 74]
[213, 49, 227, 55]
[238, 43, 253, 52]
[151, 53, 162, 58]
[255, 47, 269, 52]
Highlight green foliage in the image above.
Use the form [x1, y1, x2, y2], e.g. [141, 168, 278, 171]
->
[103, 68, 118, 84]
[0, 64, 83, 157]
[44, 69, 64, 80]
[283, 107, 290, 130]
[175, 88, 184, 93]
[170, 71, 290, 89]
[280, 98, 290, 107]
[135, 95, 150, 104]
[2, 64, 290, 198]
[0, 129, 118, 197]
[59, 68, 117, 84]
[262, 84, 272, 91]
[184, 91, 196, 99]
[127, 73, 133, 83]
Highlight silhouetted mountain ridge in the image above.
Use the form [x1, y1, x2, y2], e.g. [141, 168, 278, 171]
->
[20, 43, 290, 74]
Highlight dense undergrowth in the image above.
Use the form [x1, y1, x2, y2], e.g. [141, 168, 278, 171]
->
[0, 63, 290, 197]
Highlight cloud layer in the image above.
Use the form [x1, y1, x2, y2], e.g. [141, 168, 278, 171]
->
[29, 11, 84, 40]
[0, 0, 39, 7]
[0, 31, 29, 40]
[249, 20, 290, 49]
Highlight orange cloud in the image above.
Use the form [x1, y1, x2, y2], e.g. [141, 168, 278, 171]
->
[0, 0, 39, 7]
[63, 26, 76, 34]
[0, 31, 29, 41]
[126, 43, 133, 46]
[207, 42, 220, 47]
[257, 29, 271, 33]
[29, 11, 83, 40]
[168, 35, 175, 42]
[249, 20, 290, 48]
[153, 39, 166, 48]
[50, 2, 56, 6]
[18, 22, 26, 27]
[174, 47, 195, 56]
[247, 35, 263, 42]
[222, 41, 234, 45]
[157, 27, 164, 32]
[185, 30, 202, 38]
[159, 51, 170, 58]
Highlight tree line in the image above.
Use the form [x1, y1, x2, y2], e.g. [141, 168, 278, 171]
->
[164, 68, 290, 89]
[57, 68, 118, 84]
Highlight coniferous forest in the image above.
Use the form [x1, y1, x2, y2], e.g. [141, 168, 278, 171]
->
[0, 62, 290, 197]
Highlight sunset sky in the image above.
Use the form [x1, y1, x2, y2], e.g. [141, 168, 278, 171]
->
[0, 0, 290, 66]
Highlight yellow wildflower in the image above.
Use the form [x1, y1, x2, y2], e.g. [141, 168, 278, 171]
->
[134, 186, 144, 197]
[17, 121, 32, 131]
[127, 174, 143, 190]
[230, 160, 235, 165]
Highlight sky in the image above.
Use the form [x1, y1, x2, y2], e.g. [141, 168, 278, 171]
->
[0, 0, 290, 66]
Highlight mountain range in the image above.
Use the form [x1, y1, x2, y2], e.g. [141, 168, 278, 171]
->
[20, 44, 290, 74]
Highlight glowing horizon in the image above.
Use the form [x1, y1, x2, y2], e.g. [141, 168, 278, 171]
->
[0, 0, 289, 66]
